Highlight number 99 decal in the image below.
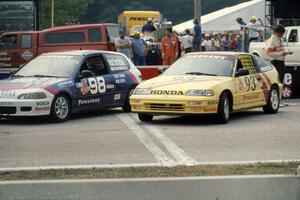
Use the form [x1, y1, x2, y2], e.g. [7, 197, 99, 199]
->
[244, 76, 256, 91]
[88, 77, 106, 94]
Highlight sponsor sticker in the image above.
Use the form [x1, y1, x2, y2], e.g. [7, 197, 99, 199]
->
[207, 100, 218, 105]
[21, 51, 33, 61]
[114, 94, 121, 100]
[58, 81, 74, 88]
[0, 90, 16, 98]
[78, 98, 100, 106]
[284, 73, 292, 86]
[0, 102, 14, 106]
[203, 107, 217, 112]
[282, 86, 292, 98]
[35, 106, 51, 111]
[36, 101, 50, 106]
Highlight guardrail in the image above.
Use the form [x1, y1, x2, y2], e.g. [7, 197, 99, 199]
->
[0, 175, 299, 200]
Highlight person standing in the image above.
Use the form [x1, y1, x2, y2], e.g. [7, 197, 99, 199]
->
[265, 24, 293, 106]
[115, 31, 132, 59]
[131, 31, 147, 66]
[211, 33, 221, 51]
[201, 34, 212, 51]
[161, 28, 178, 65]
[248, 16, 263, 43]
[221, 34, 231, 51]
[192, 18, 202, 52]
[178, 29, 193, 53]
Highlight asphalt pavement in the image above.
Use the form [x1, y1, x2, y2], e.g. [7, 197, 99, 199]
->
[0, 99, 300, 170]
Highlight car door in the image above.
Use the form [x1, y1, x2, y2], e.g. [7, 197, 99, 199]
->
[75, 54, 117, 110]
[285, 29, 300, 66]
[233, 55, 265, 109]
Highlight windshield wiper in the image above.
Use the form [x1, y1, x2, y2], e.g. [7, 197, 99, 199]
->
[30, 75, 61, 78]
[185, 72, 217, 76]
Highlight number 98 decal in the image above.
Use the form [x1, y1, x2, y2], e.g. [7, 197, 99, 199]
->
[244, 76, 256, 91]
[88, 77, 106, 94]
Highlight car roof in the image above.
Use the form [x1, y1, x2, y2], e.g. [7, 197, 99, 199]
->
[186, 51, 251, 57]
[40, 50, 122, 57]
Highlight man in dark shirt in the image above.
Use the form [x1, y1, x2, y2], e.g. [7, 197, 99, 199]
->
[192, 18, 202, 52]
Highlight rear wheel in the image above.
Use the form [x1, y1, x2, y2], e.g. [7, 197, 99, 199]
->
[50, 94, 71, 123]
[138, 113, 153, 122]
[216, 92, 230, 124]
[122, 88, 135, 112]
[263, 86, 279, 114]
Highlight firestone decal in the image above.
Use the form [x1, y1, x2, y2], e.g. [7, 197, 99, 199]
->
[21, 51, 33, 61]
[78, 98, 100, 106]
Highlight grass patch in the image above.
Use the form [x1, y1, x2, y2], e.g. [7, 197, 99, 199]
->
[0, 162, 299, 181]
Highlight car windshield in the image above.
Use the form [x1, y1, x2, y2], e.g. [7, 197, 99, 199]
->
[163, 54, 235, 77]
[13, 55, 81, 78]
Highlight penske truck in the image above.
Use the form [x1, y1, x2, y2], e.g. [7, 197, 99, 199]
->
[118, 11, 161, 35]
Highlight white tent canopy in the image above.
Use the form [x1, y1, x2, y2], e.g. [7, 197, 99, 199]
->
[173, 0, 266, 33]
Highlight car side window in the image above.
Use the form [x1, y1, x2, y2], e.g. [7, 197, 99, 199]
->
[80, 56, 107, 77]
[103, 53, 130, 73]
[288, 30, 298, 43]
[0, 34, 17, 49]
[254, 56, 273, 72]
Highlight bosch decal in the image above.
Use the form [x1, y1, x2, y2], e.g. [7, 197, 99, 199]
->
[36, 102, 50, 106]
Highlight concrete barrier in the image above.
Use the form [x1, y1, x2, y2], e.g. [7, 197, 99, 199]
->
[0, 175, 299, 200]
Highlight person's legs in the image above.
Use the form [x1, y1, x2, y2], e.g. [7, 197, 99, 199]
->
[271, 60, 287, 106]
[139, 56, 145, 66]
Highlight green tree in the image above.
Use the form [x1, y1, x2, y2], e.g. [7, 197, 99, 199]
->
[40, 0, 93, 29]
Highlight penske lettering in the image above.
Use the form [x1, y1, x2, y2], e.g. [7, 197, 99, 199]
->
[150, 90, 184, 95]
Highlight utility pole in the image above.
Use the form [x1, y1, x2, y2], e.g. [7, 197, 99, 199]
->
[194, 0, 201, 23]
[51, 0, 54, 27]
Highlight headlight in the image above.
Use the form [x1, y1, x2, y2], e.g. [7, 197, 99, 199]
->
[18, 92, 47, 99]
[186, 90, 215, 97]
[133, 88, 150, 95]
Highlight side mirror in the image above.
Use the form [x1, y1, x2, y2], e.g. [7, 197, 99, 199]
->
[235, 68, 249, 77]
[80, 70, 93, 78]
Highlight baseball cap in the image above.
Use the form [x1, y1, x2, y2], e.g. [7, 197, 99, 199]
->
[251, 16, 257, 21]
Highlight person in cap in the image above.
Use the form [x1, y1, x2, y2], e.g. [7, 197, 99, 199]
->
[247, 16, 263, 43]
[192, 18, 202, 52]
[201, 34, 212, 51]
[142, 17, 157, 34]
[265, 24, 293, 107]
[211, 32, 221, 51]
[131, 31, 147, 66]
[115, 30, 132, 59]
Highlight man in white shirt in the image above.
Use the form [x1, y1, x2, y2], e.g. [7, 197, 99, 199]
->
[115, 31, 132, 59]
[178, 29, 193, 53]
[201, 34, 212, 51]
[247, 16, 263, 43]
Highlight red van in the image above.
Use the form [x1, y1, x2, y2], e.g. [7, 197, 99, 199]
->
[0, 24, 117, 73]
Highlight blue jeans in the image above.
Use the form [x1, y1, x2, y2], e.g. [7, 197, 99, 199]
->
[133, 55, 145, 66]
[192, 38, 201, 52]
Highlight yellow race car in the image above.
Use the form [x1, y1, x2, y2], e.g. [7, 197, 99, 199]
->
[130, 52, 283, 123]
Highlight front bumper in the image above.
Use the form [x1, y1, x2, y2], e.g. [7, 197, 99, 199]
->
[0, 98, 53, 117]
[130, 95, 220, 115]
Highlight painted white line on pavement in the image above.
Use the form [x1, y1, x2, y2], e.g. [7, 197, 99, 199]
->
[144, 124, 197, 166]
[117, 114, 176, 166]
[196, 159, 300, 165]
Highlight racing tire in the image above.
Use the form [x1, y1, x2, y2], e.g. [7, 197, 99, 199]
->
[216, 92, 230, 124]
[138, 113, 153, 122]
[263, 86, 279, 114]
[50, 94, 71, 123]
[122, 87, 135, 112]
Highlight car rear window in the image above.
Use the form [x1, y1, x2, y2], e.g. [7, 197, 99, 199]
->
[255, 57, 273, 72]
[103, 54, 130, 72]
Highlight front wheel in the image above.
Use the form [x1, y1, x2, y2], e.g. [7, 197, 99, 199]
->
[138, 113, 153, 122]
[216, 92, 230, 124]
[263, 86, 279, 114]
[50, 94, 71, 123]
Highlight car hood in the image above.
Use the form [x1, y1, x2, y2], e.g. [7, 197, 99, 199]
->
[0, 77, 71, 91]
[138, 75, 232, 91]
